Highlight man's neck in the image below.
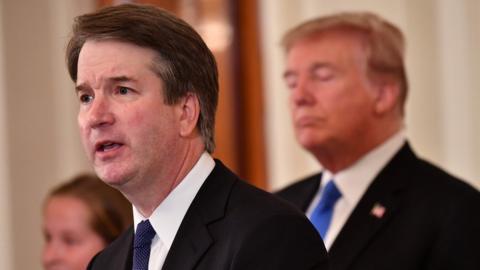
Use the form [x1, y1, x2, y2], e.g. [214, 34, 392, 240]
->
[315, 125, 403, 174]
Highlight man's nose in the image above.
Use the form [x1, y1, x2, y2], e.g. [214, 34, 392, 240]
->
[291, 77, 314, 106]
[85, 94, 115, 129]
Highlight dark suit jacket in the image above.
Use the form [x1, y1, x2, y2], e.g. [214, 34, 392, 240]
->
[277, 143, 480, 270]
[88, 160, 328, 270]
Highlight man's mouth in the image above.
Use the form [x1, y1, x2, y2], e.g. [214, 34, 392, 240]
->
[296, 117, 316, 128]
[95, 141, 123, 152]
[295, 115, 325, 128]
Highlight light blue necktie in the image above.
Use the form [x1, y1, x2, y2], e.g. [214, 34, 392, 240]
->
[133, 220, 156, 270]
[310, 180, 342, 239]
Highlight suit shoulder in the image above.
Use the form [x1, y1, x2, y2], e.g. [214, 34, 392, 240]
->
[226, 180, 329, 269]
[230, 178, 308, 217]
[414, 158, 479, 199]
[397, 157, 480, 221]
[232, 205, 329, 269]
[208, 161, 310, 217]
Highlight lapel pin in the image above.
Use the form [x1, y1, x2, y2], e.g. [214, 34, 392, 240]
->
[370, 203, 386, 219]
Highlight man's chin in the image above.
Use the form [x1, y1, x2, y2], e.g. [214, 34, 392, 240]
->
[296, 133, 325, 150]
[95, 167, 129, 188]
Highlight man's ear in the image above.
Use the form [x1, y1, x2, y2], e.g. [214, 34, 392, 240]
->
[373, 79, 400, 115]
[178, 93, 200, 137]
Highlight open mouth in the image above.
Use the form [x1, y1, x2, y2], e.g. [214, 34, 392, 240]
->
[96, 141, 123, 152]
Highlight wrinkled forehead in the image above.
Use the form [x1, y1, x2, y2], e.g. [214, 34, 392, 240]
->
[76, 40, 159, 88]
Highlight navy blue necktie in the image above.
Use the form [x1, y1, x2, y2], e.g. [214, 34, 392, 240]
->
[133, 220, 156, 270]
[310, 180, 342, 239]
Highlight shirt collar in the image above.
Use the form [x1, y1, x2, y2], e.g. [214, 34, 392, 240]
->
[132, 152, 215, 250]
[321, 130, 406, 207]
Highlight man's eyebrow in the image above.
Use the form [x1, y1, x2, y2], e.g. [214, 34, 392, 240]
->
[283, 62, 336, 79]
[75, 75, 138, 93]
[75, 83, 88, 93]
[109, 75, 137, 83]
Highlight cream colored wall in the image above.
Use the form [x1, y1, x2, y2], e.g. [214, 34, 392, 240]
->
[0, 1, 94, 269]
[435, 0, 480, 187]
[260, 0, 480, 191]
[0, 1, 13, 268]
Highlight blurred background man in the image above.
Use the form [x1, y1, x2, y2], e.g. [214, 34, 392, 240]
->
[276, 12, 480, 270]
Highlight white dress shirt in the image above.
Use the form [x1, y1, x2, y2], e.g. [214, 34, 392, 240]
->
[132, 152, 215, 270]
[306, 130, 406, 250]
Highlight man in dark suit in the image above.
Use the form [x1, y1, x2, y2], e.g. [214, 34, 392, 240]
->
[277, 11, 480, 270]
[65, 4, 328, 270]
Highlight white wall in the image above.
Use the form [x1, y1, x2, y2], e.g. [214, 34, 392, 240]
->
[260, 0, 480, 190]
[0, 1, 94, 269]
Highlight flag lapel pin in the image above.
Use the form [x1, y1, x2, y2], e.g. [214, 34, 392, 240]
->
[370, 203, 386, 219]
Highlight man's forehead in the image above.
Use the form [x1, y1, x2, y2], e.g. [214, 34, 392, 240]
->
[78, 39, 157, 70]
[286, 32, 367, 68]
[76, 41, 156, 85]
[287, 29, 366, 55]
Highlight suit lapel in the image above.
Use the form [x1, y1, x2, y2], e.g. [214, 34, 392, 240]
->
[329, 143, 416, 270]
[276, 173, 322, 212]
[161, 212, 213, 270]
[161, 160, 236, 270]
[298, 174, 322, 212]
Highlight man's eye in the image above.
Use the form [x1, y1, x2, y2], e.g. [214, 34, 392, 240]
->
[284, 75, 298, 90]
[313, 68, 334, 81]
[118, 87, 130, 95]
[80, 94, 93, 103]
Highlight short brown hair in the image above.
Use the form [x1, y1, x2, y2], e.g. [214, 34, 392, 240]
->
[47, 174, 132, 243]
[282, 12, 408, 114]
[66, 4, 218, 152]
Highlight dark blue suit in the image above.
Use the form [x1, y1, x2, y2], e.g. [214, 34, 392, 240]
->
[88, 160, 328, 270]
[277, 143, 480, 270]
